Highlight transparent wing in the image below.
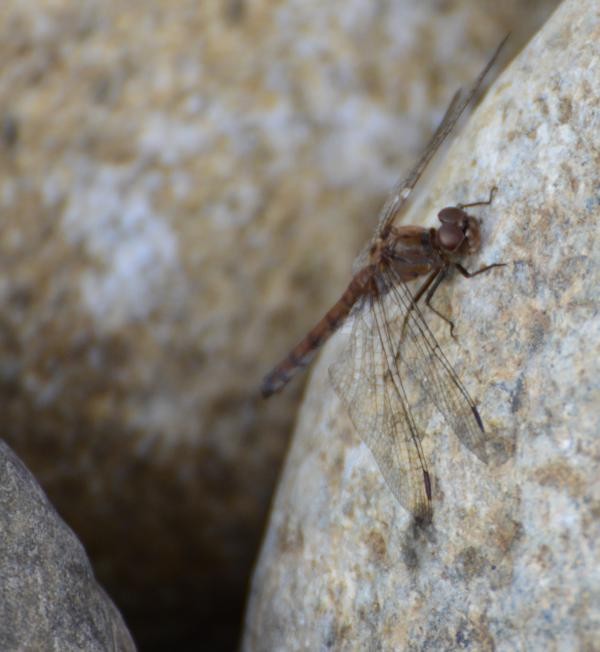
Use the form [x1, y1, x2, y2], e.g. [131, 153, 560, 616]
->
[381, 265, 489, 463]
[375, 35, 508, 236]
[374, 89, 461, 235]
[330, 292, 433, 523]
[330, 268, 489, 520]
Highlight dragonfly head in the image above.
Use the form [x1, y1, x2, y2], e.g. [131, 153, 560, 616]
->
[436, 207, 481, 255]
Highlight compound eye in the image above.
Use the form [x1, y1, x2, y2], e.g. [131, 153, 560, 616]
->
[438, 223, 464, 251]
[438, 207, 466, 225]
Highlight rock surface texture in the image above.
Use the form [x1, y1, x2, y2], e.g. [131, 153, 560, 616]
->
[244, 1, 599, 650]
[0, 0, 560, 649]
[0, 440, 135, 652]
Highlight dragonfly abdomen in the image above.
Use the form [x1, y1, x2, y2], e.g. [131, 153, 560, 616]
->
[261, 266, 374, 397]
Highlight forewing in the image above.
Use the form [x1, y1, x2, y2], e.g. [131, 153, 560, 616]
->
[375, 35, 508, 236]
[374, 89, 462, 235]
[330, 292, 433, 522]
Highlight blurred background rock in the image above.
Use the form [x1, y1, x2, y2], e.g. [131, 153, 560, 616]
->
[0, 1, 559, 649]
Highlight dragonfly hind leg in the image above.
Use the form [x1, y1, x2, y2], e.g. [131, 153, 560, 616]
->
[400, 268, 456, 339]
[402, 259, 505, 342]
[423, 268, 457, 338]
[426, 259, 506, 337]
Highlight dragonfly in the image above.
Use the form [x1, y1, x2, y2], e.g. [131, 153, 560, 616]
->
[261, 36, 508, 524]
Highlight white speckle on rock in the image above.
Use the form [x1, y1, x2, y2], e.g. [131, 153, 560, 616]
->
[342, 442, 371, 485]
[140, 113, 211, 166]
[209, 179, 262, 229]
[318, 98, 416, 189]
[62, 165, 182, 331]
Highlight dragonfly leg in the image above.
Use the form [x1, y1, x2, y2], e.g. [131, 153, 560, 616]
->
[457, 185, 497, 210]
[400, 268, 441, 339]
[454, 261, 506, 278]
[424, 269, 457, 338]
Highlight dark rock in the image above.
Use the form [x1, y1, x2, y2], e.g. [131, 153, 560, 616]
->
[0, 439, 135, 652]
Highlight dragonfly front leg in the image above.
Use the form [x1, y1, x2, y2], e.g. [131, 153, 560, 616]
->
[457, 185, 497, 210]
[454, 262, 506, 278]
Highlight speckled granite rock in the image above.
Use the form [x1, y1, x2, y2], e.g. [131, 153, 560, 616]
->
[244, 1, 599, 650]
[0, 0, 559, 649]
[0, 440, 135, 652]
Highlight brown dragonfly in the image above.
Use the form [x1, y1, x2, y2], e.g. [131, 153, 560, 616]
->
[261, 37, 508, 523]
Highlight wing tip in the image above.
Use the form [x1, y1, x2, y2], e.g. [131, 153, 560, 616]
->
[413, 503, 433, 528]
[472, 406, 485, 432]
